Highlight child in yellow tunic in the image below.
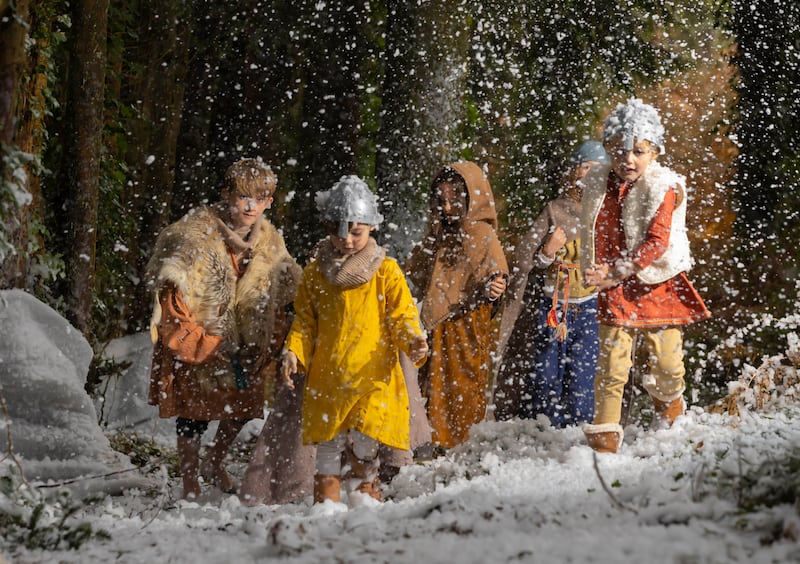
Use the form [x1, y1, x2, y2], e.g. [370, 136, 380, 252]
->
[282, 176, 428, 505]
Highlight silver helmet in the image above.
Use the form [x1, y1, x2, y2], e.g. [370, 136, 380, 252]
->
[603, 98, 665, 154]
[315, 175, 384, 237]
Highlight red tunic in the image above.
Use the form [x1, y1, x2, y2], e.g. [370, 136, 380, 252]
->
[595, 175, 710, 328]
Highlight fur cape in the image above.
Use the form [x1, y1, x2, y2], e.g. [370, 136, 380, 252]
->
[146, 204, 302, 416]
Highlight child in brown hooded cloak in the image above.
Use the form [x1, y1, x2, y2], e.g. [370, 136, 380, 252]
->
[405, 161, 509, 449]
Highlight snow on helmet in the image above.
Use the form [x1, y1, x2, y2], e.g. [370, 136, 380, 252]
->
[569, 141, 610, 165]
[315, 175, 384, 237]
[603, 98, 665, 154]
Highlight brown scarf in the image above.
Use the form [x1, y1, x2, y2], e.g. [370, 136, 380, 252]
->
[316, 236, 386, 288]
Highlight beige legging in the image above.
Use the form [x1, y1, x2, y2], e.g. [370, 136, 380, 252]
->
[593, 324, 686, 425]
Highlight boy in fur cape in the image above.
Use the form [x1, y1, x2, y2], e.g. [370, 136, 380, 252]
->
[146, 158, 302, 499]
[580, 99, 710, 453]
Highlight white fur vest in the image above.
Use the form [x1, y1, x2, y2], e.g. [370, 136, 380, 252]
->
[146, 205, 302, 360]
[580, 161, 693, 284]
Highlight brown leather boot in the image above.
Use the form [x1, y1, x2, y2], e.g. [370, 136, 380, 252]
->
[313, 474, 341, 504]
[349, 457, 382, 501]
[177, 436, 202, 499]
[200, 419, 244, 493]
[583, 423, 624, 454]
[652, 396, 685, 428]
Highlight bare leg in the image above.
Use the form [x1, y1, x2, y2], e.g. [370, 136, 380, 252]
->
[177, 435, 202, 499]
[202, 419, 245, 493]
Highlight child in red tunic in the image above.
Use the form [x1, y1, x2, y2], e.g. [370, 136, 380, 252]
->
[580, 99, 710, 453]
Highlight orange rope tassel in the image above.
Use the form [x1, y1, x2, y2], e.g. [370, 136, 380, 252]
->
[547, 262, 579, 342]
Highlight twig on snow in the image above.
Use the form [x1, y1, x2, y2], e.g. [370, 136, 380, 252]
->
[36, 455, 169, 488]
[141, 464, 171, 530]
[592, 452, 638, 514]
[691, 462, 707, 503]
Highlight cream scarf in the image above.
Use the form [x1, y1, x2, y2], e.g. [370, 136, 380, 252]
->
[316, 237, 386, 288]
[212, 202, 264, 269]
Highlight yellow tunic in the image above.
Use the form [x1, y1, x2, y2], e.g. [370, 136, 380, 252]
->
[285, 257, 423, 450]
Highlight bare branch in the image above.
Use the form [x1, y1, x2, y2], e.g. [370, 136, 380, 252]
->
[592, 451, 639, 514]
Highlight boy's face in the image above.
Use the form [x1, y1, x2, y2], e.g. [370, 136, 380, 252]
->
[435, 181, 467, 224]
[224, 189, 272, 230]
[569, 161, 601, 184]
[605, 137, 657, 183]
[329, 223, 374, 257]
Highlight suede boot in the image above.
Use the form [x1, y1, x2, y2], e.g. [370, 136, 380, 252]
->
[200, 457, 238, 494]
[177, 436, 202, 499]
[349, 457, 382, 502]
[313, 474, 342, 504]
[583, 423, 624, 454]
[652, 396, 685, 428]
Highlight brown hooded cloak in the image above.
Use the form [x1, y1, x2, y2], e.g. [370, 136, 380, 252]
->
[405, 161, 509, 448]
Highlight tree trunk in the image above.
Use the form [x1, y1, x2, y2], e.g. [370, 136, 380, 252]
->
[124, 1, 192, 330]
[64, 0, 108, 335]
[0, 0, 32, 288]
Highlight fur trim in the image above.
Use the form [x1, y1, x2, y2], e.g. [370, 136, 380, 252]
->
[642, 381, 685, 403]
[582, 422, 624, 437]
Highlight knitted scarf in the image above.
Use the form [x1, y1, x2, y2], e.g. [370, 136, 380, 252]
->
[316, 236, 386, 289]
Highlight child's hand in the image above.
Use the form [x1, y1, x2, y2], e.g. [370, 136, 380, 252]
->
[408, 334, 429, 364]
[584, 263, 623, 290]
[541, 226, 567, 259]
[583, 264, 609, 287]
[281, 351, 298, 390]
[487, 273, 507, 301]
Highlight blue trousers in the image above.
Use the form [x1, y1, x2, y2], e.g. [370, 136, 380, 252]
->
[520, 295, 599, 427]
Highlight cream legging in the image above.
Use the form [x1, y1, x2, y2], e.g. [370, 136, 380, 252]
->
[593, 324, 686, 425]
[316, 430, 379, 476]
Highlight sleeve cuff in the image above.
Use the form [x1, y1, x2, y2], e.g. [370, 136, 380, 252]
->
[535, 250, 556, 269]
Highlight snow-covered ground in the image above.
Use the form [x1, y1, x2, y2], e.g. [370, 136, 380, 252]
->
[3, 405, 800, 563]
[2, 292, 800, 563]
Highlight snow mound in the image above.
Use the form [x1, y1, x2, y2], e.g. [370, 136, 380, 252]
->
[0, 289, 150, 495]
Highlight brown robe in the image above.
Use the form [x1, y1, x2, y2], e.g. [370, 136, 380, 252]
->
[405, 161, 509, 448]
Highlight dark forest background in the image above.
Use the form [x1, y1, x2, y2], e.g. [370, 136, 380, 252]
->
[1, 0, 798, 400]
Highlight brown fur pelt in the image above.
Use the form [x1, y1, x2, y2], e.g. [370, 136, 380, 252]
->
[146, 205, 302, 365]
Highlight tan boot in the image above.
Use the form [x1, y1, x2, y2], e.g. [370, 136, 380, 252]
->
[652, 396, 685, 428]
[349, 457, 382, 502]
[583, 423, 624, 454]
[177, 436, 202, 499]
[313, 474, 341, 504]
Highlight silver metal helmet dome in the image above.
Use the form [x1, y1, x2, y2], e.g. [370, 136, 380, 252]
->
[315, 175, 384, 237]
[603, 98, 666, 154]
